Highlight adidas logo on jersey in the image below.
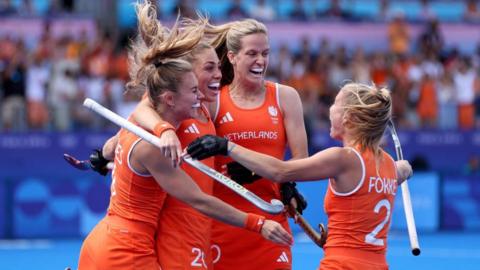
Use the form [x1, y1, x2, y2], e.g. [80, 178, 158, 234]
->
[276, 251, 289, 263]
[219, 112, 234, 124]
[184, 123, 200, 134]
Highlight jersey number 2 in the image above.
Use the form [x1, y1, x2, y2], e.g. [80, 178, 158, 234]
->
[365, 199, 391, 246]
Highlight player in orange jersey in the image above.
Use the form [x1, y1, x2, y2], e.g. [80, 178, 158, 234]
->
[77, 3, 292, 270]
[125, 18, 308, 270]
[125, 6, 222, 269]
[187, 82, 413, 270]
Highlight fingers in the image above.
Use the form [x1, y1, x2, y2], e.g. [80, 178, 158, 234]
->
[271, 225, 293, 246]
[262, 221, 293, 246]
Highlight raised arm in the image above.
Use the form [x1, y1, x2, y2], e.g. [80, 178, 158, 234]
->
[131, 97, 182, 166]
[134, 141, 293, 246]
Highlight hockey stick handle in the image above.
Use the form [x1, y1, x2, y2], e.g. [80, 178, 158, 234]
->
[288, 205, 326, 248]
[83, 98, 284, 214]
[388, 121, 421, 256]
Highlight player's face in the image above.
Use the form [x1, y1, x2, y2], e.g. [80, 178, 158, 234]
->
[329, 90, 347, 141]
[232, 33, 269, 86]
[192, 47, 222, 102]
[174, 71, 203, 120]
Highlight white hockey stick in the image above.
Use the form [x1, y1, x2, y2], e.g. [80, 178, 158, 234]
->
[389, 121, 421, 256]
[83, 98, 284, 214]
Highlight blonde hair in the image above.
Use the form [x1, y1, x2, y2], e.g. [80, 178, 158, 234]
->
[126, 1, 206, 108]
[204, 19, 268, 86]
[341, 83, 392, 158]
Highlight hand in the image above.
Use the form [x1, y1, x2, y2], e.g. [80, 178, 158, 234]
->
[396, 160, 413, 182]
[187, 135, 228, 160]
[158, 129, 182, 167]
[226, 162, 262, 185]
[89, 149, 110, 176]
[260, 220, 293, 246]
[281, 182, 307, 215]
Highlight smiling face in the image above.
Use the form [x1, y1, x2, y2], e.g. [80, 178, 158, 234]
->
[172, 71, 203, 120]
[229, 33, 269, 87]
[329, 89, 347, 141]
[192, 47, 222, 102]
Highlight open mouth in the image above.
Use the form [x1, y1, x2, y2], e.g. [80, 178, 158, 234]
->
[192, 102, 201, 108]
[250, 68, 264, 76]
[207, 82, 220, 91]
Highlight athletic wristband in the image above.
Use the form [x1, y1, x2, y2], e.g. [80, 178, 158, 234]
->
[244, 213, 266, 233]
[153, 122, 175, 137]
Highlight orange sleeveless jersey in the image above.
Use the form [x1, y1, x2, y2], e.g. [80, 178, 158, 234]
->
[156, 105, 216, 269]
[211, 81, 292, 270]
[322, 147, 398, 266]
[214, 81, 286, 204]
[108, 125, 167, 226]
[78, 123, 166, 270]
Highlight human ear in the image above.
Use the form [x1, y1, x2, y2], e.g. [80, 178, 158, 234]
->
[227, 51, 236, 65]
[160, 91, 175, 107]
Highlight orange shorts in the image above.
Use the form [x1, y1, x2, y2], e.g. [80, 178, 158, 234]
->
[319, 247, 388, 270]
[78, 215, 158, 270]
[156, 208, 212, 269]
[210, 215, 292, 270]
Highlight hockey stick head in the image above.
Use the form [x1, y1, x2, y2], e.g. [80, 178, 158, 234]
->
[63, 153, 91, 171]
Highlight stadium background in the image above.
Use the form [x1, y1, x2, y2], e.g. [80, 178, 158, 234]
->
[0, 0, 479, 269]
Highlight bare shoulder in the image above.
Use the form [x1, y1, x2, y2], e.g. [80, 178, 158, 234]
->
[277, 83, 299, 98]
[134, 140, 169, 168]
[276, 83, 301, 113]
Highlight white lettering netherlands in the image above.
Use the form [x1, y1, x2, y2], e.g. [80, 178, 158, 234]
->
[225, 131, 278, 141]
[368, 177, 397, 195]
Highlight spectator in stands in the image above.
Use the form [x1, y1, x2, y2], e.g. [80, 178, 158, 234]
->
[315, 0, 352, 21]
[436, 69, 457, 129]
[464, 0, 480, 23]
[249, 0, 276, 21]
[388, 12, 411, 56]
[290, 0, 308, 21]
[227, 0, 248, 20]
[26, 53, 50, 130]
[418, 18, 444, 58]
[453, 56, 477, 130]
[350, 47, 371, 84]
[1, 39, 27, 131]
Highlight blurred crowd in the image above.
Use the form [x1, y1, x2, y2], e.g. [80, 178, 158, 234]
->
[0, 0, 480, 132]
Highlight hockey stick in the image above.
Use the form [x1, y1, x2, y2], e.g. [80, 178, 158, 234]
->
[286, 205, 327, 248]
[83, 98, 284, 214]
[63, 153, 114, 171]
[388, 120, 421, 256]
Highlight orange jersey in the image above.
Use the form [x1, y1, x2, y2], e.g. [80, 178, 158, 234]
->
[156, 105, 216, 269]
[79, 122, 166, 270]
[211, 81, 292, 270]
[213, 81, 287, 204]
[108, 124, 167, 227]
[323, 147, 398, 256]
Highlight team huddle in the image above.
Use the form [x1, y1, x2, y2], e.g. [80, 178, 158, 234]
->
[77, 1, 413, 269]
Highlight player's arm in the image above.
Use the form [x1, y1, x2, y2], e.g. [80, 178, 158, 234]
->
[135, 141, 293, 246]
[228, 143, 347, 183]
[187, 135, 347, 183]
[278, 84, 308, 160]
[278, 84, 309, 212]
[102, 133, 118, 160]
[131, 97, 182, 166]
